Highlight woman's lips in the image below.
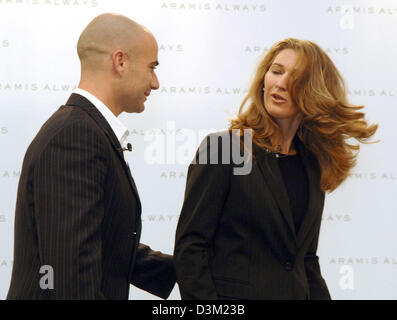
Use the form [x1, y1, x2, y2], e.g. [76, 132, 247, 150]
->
[271, 94, 287, 104]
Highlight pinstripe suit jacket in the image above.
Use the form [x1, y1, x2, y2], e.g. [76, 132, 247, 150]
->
[7, 93, 175, 299]
[174, 131, 331, 300]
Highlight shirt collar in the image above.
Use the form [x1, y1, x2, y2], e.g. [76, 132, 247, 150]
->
[73, 88, 128, 145]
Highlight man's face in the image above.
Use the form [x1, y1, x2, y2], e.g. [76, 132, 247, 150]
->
[120, 34, 159, 113]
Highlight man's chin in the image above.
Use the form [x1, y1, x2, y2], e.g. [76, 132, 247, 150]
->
[124, 104, 145, 114]
[137, 104, 145, 113]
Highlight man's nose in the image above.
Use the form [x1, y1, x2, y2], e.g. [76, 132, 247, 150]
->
[152, 73, 160, 90]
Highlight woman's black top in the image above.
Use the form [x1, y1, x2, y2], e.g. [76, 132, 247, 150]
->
[277, 151, 309, 234]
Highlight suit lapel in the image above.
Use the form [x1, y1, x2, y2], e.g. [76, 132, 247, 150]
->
[254, 135, 323, 248]
[254, 144, 297, 243]
[294, 137, 323, 247]
[65, 93, 141, 213]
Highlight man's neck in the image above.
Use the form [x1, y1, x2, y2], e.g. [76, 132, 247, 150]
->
[77, 81, 122, 117]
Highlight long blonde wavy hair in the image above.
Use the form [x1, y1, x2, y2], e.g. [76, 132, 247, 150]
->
[230, 38, 378, 192]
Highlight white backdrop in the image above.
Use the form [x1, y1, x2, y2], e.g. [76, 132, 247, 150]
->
[0, 0, 396, 300]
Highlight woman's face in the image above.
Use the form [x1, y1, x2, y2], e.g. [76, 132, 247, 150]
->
[263, 48, 302, 122]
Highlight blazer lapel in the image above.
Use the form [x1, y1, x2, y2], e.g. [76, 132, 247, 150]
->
[65, 93, 142, 213]
[253, 135, 325, 248]
[254, 144, 298, 243]
[294, 137, 324, 247]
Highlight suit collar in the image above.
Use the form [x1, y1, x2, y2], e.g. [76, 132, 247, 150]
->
[65, 93, 141, 213]
[66, 93, 121, 151]
[254, 135, 323, 247]
[73, 88, 128, 144]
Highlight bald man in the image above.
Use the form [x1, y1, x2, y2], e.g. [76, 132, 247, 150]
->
[7, 14, 175, 300]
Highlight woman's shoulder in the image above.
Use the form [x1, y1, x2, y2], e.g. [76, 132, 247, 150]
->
[195, 130, 233, 164]
[197, 129, 249, 159]
[194, 130, 253, 175]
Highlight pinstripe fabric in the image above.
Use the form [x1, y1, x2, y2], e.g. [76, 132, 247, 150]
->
[7, 94, 175, 299]
[174, 131, 331, 300]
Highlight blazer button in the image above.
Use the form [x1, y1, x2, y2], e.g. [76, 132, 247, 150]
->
[285, 261, 293, 271]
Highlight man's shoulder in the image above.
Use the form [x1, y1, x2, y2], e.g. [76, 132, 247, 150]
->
[44, 104, 96, 128]
[27, 106, 106, 157]
[38, 105, 102, 139]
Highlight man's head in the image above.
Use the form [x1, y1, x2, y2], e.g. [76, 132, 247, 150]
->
[77, 13, 159, 115]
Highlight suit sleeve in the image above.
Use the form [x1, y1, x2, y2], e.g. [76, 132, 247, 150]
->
[130, 244, 176, 299]
[174, 134, 232, 299]
[304, 222, 331, 300]
[33, 120, 108, 299]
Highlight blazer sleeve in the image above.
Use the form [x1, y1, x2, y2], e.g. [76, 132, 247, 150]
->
[304, 223, 331, 300]
[174, 134, 232, 299]
[130, 244, 176, 299]
[33, 120, 108, 299]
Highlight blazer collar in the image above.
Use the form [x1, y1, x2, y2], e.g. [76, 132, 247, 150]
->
[65, 93, 141, 213]
[253, 134, 323, 247]
[73, 88, 128, 143]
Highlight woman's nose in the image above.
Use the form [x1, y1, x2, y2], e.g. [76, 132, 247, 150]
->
[275, 75, 289, 91]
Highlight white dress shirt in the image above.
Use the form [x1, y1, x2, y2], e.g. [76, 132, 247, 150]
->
[73, 88, 130, 148]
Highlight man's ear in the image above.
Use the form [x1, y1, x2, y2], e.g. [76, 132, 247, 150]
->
[112, 50, 127, 75]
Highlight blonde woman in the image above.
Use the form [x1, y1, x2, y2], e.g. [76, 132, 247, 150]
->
[174, 38, 377, 299]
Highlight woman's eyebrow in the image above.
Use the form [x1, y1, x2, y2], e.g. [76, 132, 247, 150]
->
[271, 63, 284, 67]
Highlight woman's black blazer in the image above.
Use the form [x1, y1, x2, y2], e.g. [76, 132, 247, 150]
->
[174, 130, 331, 300]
